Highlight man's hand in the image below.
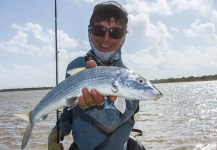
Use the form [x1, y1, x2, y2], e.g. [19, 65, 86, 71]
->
[78, 60, 117, 109]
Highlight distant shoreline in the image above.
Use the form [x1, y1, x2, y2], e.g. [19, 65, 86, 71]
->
[0, 87, 53, 92]
[151, 74, 217, 84]
[1, 74, 217, 92]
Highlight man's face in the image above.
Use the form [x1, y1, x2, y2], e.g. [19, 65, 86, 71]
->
[90, 18, 124, 52]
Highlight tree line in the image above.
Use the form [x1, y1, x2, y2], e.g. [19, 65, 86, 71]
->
[1, 74, 217, 92]
[151, 74, 217, 84]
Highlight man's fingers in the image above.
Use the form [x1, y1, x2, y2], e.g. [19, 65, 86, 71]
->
[82, 88, 95, 106]
[78, 96, 87, 109]
[78, 88, 105, 109]
[91, 89, 104, 105]
[86, 60, 97, 68]
[109, 96, 117, 102]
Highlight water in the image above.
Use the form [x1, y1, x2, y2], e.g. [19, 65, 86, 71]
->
[0, 81, 216, 150]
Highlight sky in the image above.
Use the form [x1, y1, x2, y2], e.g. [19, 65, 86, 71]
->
[0, 0, 217, 89]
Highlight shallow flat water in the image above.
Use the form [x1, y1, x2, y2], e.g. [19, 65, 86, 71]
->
[0, 81, 216, 150]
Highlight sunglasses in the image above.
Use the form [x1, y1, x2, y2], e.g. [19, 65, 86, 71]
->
[89, 25, 125, 39]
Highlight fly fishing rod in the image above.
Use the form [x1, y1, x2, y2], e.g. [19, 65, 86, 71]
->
[54, 0, 61, 144]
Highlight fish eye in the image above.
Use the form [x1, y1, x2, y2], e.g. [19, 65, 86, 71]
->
[137, 77, 145, 84]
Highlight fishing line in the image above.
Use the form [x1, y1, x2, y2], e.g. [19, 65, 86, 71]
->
[36, 0, 54, 19]
[88, 51, 106, 66]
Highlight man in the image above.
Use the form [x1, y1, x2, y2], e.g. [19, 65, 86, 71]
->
[48, 1, 145, 150]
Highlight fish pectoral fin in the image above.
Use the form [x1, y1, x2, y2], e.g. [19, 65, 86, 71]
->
[114, 97, 126, 114]
[39, 114, 49, 121]
[14, 112, 31, 122]
[67, 67, 86, 76]
[66, 97, 78, 110]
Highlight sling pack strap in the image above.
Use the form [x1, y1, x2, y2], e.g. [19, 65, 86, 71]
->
[131, 128, 143, 137]
[127, 135, 146, 150]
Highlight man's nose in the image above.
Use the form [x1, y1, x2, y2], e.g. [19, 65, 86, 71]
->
[102, 31, 111, 40]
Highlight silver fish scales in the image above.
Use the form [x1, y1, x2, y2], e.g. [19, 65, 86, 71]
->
[15, 66, 163, 149]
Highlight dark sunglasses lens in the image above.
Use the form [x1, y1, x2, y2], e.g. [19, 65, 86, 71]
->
[91, 26, 106, 37]
[110, 28, 124, 39]
[91, 26, 124, 39]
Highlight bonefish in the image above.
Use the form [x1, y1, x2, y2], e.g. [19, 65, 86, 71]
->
[15, 66, 163, 149]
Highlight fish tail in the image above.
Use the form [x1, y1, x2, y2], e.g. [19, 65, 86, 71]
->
[14, 112, 31, 122]
[14, 112, 35, 149]
[21, 122, 35, 150]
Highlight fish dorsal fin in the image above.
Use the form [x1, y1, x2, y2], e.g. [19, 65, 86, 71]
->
[67, 67, 86, 76]
[114, 97, 126, 114]
[14, 112, 31, 122]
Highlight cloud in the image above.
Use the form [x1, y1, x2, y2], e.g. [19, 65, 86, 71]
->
[0, 63, 56, 89]
[171, 0, 217, 23]
[210, 9, 217, 23]
[121, 0, 217, 80]
[57, 30, 79, 49]
[146, 21, 173, 49]
[123, 42, 217, 80]
[184, 19, 217, 44]
[124, 1, 174, 51]
[128, 13, 149, 37]
[0, 22, 79, 57]
[12, 22, 52, 44]
[0, 22, 85, 89]
[124, 0, 172, 16]
[128, 14, 173, 50]
[171, 0, 213, 14]
[1, 1, 217, 89]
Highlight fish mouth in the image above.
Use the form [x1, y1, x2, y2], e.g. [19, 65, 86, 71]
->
[149, 91, 163, 100]
[154, 90, 163, 100]
[151, 84, 163, 99]
[154, 93, 163, 100]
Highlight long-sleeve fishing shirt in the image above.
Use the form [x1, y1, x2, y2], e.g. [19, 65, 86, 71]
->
[55, 56, 139, 150]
